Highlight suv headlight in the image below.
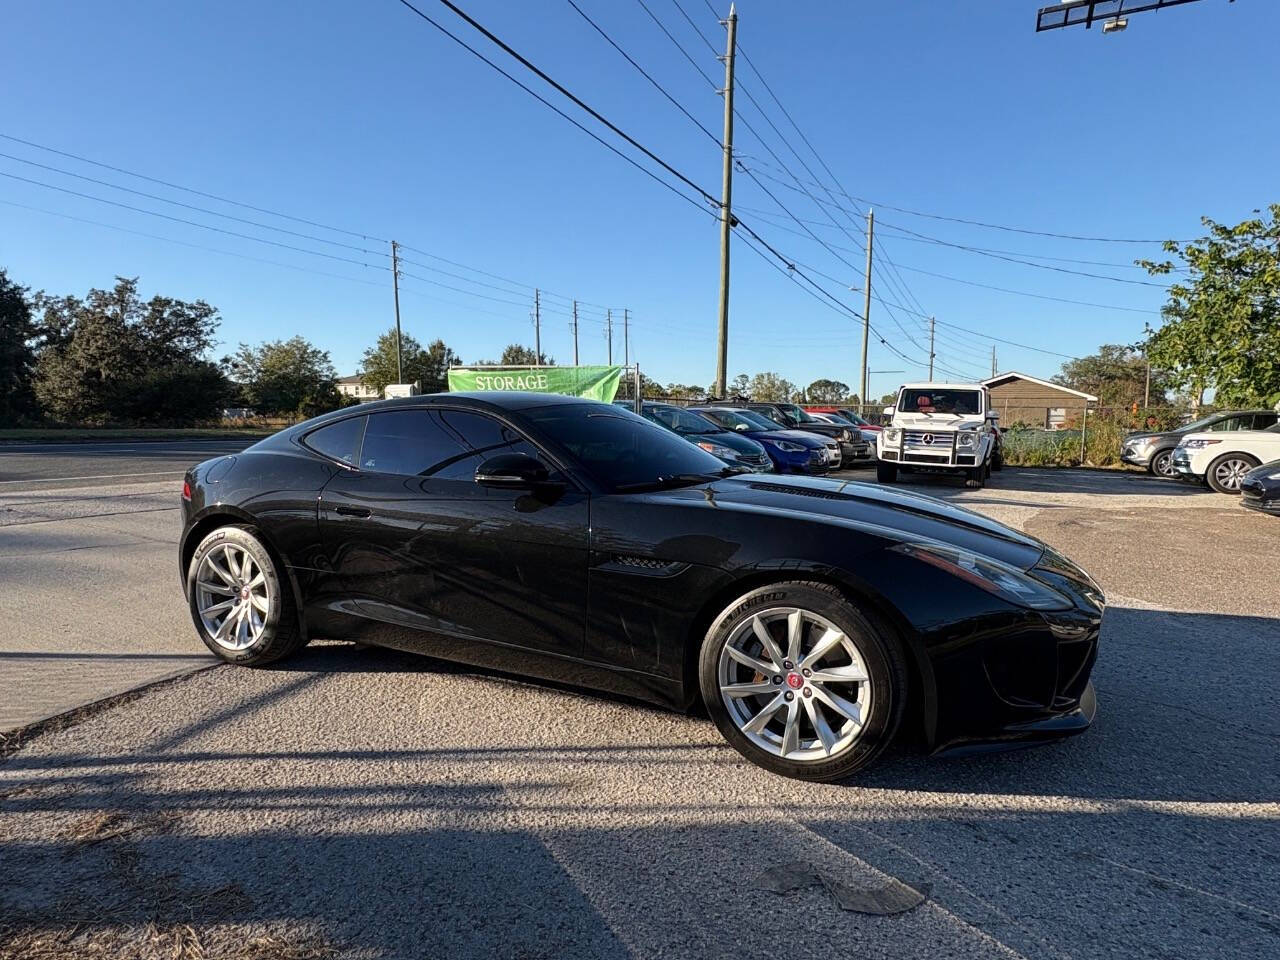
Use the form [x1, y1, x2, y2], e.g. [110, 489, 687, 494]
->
[772, 440, 806, 452]
[957, 431, 977, 448]
[838, 428, 852, 441]
[1181, 438, 1222, 450]
[883, 427, 901, 445]
[891, 542, 1072, 611]
[696, 441, 737, 458]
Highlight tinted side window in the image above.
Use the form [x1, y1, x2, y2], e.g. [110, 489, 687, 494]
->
[433, 409, 549, 481]
[1254, 413, 1278, 430]
[361, 410, 469, 477]
[303, 415, 365, 467]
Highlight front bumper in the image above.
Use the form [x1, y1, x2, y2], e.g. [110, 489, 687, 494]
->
[1241, 481, 1279, 514]
[839, 439, 874, 465]
[1171, 449, 1202, 481]
[1120, 445, 1152, 467]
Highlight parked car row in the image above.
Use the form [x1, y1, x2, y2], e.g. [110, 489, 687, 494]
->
[621, 400, 878, 474]
[1121, 408, 1278, 479]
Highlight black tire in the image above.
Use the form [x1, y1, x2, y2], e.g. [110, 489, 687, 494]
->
[876, 462, 898, 484]
[1148, 449, 1176, 479]
[186, 524, 306, 666]
[991, 447, 1004, 471]
[964, 466, 985, 489]
[1205, 452, 1260, 495]
[698, 582, 907, 782]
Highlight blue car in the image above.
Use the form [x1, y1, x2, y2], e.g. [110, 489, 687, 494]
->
[692, 406, 833, 474]
[625, 401, 774, 473]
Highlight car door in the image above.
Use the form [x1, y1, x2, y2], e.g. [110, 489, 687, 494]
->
[317, 406, 589, 660]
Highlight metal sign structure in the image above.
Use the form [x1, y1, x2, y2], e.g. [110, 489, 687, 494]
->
[1036, 0, 1225, 32]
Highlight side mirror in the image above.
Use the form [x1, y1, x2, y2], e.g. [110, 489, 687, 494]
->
[475, 453, 553, 488]
[882, 406, 895, 417]
[985, 410, 1000, 422]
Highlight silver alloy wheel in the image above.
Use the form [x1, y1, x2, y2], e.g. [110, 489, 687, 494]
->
[717, 606, 873, 763]
[1213, 457, 1252, 491]
[195, 543, 271, 651]
[1153, 451, 1175, 478]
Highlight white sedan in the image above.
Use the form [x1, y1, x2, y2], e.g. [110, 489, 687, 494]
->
[1172, 423, 1280, 493]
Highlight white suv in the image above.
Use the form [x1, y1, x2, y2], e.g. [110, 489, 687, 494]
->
[876, 383, 1002, 489]
[1173, 422, 1280, 494]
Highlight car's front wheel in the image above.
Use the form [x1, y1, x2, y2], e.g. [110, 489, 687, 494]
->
[876, 462, 898, 483]
[186, 524, 305, 666]
[1205, 452, 1260, 494]
[1149, 449, 1176, 479]
[698, 582, 906, 781]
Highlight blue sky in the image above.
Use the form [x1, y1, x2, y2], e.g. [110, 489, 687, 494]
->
[2, 0, 1276, 399]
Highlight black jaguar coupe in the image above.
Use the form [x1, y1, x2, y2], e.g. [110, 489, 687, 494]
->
[180, 392, 1103, 781]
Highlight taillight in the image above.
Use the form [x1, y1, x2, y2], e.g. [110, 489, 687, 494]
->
[182, 480, 192, 502]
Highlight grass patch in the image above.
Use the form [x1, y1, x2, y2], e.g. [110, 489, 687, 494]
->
[0, 923, 337, 960]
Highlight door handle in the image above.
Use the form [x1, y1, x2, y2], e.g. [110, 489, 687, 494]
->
[334, 505, 372, 518]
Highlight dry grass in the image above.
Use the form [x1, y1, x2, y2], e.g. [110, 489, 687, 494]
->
[58, 810, 180, 847]
[0, 924, 337, 960]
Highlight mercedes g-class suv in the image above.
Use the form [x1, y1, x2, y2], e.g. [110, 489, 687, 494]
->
[875, 383, 1002, 489]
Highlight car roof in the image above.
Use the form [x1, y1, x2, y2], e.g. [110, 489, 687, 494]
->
[898, 383, 985, 390]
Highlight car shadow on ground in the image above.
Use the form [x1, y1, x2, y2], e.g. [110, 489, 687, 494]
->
[1, 606, 1276, 959]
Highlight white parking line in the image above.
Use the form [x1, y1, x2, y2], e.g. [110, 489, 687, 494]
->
[0, 470, 187, 485]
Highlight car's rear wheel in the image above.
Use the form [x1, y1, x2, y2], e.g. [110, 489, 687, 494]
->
[1205, 452, 1259, 494]
[991, 447, 1003, 471]
[1149, 449, 1176, 478]
[965, 466, 985, 489]
[698, 582, 906, 781]
[186, 525, 305, 666]
[876, 462, 898, 483]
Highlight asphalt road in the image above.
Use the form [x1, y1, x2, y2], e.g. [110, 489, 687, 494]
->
[0, 439, 248, 490]
[0, 440, 249, 729]
[1, 453, 1277, 959]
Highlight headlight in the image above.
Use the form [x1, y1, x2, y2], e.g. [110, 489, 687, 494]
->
[883, 428, 901, 444]
[839, 428, 852, 441]
[891, 542, 1073, 611]
[1181, 438, 1222, 450]
[957, 431, 976, 448]
[696, 441, 737, 458]
[772, 440, 806, 452]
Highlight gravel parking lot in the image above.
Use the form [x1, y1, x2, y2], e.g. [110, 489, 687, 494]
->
[2, 449, 1277, 959]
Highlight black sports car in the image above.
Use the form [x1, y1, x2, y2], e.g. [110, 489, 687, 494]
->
[180, 392, 1103, 781]
[1240, 459, 1280, 515]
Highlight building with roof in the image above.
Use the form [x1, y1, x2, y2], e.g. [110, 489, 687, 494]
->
[982, 372, 1097, 429]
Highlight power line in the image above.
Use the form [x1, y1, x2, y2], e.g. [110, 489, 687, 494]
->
[0, 132, 389, 243]
[396, 0, 718, 213]
[562, 0, 720, 147]
[0, 170, 388, 270]
[0, 149, 386, 258]
[890, 261, 1160, 315]
[933, 318, 1080, 360]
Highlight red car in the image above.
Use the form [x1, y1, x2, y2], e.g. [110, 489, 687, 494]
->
[803, 406, 882, 432]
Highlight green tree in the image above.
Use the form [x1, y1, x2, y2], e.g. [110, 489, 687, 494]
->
[0, 269, 39, 423]
[499, 343, 553, 366]
[1140, 205, 1280, 407]
[32, 277, 228, 424]
[1052, 344, 1173, 408]
[747, 371, 797, 402]
[360, 330, 461, 395]
[804, 378, 851, 403]
[232, 336, 340, 418]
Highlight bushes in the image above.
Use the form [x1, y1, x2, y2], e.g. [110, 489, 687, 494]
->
[1001, 414, 1133, 468]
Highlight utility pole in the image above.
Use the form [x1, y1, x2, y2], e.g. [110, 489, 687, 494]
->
[572, 300, 580, 366]
[714, 4, 738, 398]
[623, 308, 630, 366]
[927, 316, 935, 380]
[859, 209, 874, 403]
[391, 240, 403, 384]
[533, 288, 542, 365]
[990, 345, 997, 379]
[606, 309, 613, 364]
[1144, 358, 1151, 408]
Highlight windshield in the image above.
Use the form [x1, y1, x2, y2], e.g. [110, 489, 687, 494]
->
[736, 409, 788, 431]
[898, 389, 983, 416]
[523, 403, 726, 492]
[697, 408, 753, 431]
[783, 404, 820, 423]
[838, 410, 869, 426]
[647, 404, 724, 435]
[1179, 413, 1228, 432]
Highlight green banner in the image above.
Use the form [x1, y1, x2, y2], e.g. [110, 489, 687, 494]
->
[447, 365, 625, 403]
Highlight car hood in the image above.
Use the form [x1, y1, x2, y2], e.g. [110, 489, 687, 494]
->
[1124, 430, 1176, 442]
[668, 473, 1047, 570]
[1179, 429, 1280, 445]
[892, 414, 985, 431]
